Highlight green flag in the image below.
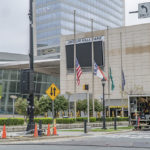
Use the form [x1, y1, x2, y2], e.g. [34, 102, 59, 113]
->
[109, 67, 115, 91]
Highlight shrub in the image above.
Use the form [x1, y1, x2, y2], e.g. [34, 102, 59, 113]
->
[0, 118, 24, 125]
[76, 117, 88, 122]
[90, 117, 96, 122]
[34, 118, 53, 124]
[76, 117, 96, 122]
[56, 118, 75, 124]
[96, 117, 129, 122]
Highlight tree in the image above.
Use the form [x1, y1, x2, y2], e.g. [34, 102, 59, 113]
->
[15, 97, 27, 117]
[76, 99, 102, 116]
[34, 97, 41, 117]
[15, 97, 41, 118]
[54, 96, 68, 116]
[77, 100, 83, 112]
[39, 95, 52, 116]
[94, 99, 103, 112]
[39, 95, 68, 117]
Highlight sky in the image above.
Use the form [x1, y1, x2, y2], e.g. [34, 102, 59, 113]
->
[0, 0, 150, 55]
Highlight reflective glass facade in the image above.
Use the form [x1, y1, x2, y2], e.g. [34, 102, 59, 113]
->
[35, 0, 124, 55]
[0, 69, 59, 114]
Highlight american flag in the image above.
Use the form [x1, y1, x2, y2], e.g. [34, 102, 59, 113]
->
[76, 58, 82, 85]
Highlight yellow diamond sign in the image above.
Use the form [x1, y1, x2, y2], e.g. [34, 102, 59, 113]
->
[46, 83, 60, 101]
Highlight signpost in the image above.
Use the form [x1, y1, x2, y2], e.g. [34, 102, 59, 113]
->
[138, 2, 150, 18]
[46, 83, 60, 127]
[129, 2, 150, 19]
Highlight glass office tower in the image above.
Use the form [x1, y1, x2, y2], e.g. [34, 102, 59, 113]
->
[35, 0, 124, 55]
[0, 69, 59, 114]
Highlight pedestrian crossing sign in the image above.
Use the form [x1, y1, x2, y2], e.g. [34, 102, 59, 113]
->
[46, 83, 60, 101]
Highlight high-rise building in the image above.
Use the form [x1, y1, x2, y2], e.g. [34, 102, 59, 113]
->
[35, 0, 125, 56]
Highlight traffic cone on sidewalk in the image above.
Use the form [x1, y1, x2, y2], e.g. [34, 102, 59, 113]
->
[2, 124, 6, 139]
[47, 124, 51, 136]
[34, 124, 38, 137]
[53, 126, 57, 135]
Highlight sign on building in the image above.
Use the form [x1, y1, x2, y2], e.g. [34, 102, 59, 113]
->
[138, 2, 150, 18]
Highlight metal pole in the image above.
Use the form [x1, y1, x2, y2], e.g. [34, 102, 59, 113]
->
[107, 26, 110, 117]
[74, 10, 77, 119]
[91, 19, 95, 117]
[27, 0, 34, 131]
[114, 109, 117, 130]
[102, 82, 106, 129]
[87, 91, 90, 123]
[13, 99, 14, 118]
[52, 100, 54, 123]
[69, 99, 70, 117]
[120, 32, 124, 117]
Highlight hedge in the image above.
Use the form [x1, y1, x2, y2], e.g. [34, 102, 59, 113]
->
[96, 117, 129, 122]
[34, 118, 53, 124]
[0, 118, 24, 125]
[76, 117, 96, 122]
[56, 118, 75, 124]
[33, 118, 75, 124]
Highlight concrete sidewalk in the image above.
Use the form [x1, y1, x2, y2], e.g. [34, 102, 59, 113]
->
[0, 129, 133, 144]
[0, 121, 129, 132]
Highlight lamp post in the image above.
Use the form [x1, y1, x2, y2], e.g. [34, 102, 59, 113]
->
[101, 78, 106, 129]
[10, 95, 17, 118]
[27, 0, 35, 131]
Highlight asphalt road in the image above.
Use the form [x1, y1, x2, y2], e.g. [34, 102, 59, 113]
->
[1, 131, 150, 150]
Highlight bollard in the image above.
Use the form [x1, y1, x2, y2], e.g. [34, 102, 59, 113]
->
[38, 120, 42, 136]
[84, 120, 87, 133]
[114, 117, 117, 130]
[114, 109, 117, 130]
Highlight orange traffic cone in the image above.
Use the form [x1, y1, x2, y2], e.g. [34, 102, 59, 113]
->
[53, 126, 57, 135]
[34, 124, 38, 137]
[2, 124, 6, 139]
[47, 124, 50, 136]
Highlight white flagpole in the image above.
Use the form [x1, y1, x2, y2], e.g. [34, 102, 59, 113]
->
[120, 32, 124, 117]
[91, 19, 95, 117]
[107, 26, 110, 117]
[74, 10, 77, 119]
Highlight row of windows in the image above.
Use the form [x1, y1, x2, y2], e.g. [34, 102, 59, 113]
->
[60, 4, 121, 27]
[36, 20, 60, 31]
[37, 38, 60, 47]
[37, 28, 60, 40]
[36, 3, 60, 15]
[63, 0, 123, 19]
[36, 0, 56, 7]
[36, 11, 61, 22]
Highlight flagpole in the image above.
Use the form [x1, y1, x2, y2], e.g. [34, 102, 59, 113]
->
[107, 26, 110, 117]
[74, 10, 77, 119]
[91, 19, 95, 117]
[120, 32, 124, 117]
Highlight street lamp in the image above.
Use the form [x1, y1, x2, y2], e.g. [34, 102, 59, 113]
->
[101, 78, 106, 129]
[10, 95, 17, 118]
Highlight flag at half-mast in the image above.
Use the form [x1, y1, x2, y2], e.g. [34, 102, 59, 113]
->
[76, 58, 82, 85]
[122, 69, 125, 91]
[109, 67, 115, 91]
[94, 62, 107, 80]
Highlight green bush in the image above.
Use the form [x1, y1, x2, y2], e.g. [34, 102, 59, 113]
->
[76, 117, 96, 122]
[0, 118, 24, 126]
[90, 117, 96, 122]
[96, 117, 129, 122]
[76, 117, 88, 122]
[56, 118, 75, 124]
[34, 118, 53, 124]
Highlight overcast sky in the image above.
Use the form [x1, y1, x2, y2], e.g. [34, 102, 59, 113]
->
[0, 0, 150, 55]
